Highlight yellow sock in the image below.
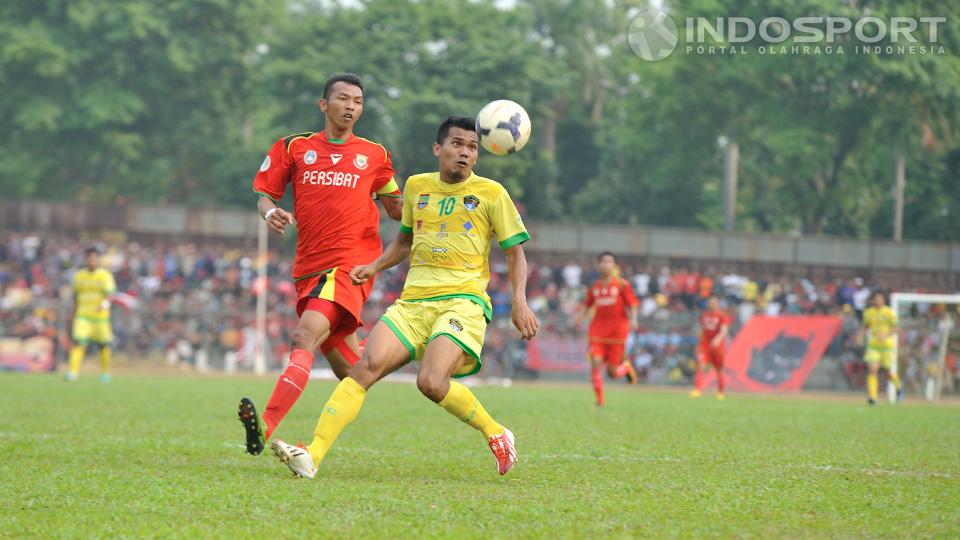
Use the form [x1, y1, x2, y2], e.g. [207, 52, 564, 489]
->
[99, 347, 112, 374]
[867, 373, 878, 400]
[306, 377, 366, 467]
[888, 370, 901, 390]
[68, 345, 85, 375]
[438, 381, 504, 439]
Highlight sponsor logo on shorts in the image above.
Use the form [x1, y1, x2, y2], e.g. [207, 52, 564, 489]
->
[418, 194, 430, 209]
[449, 318, 464, 333]
[304, 150, 317, 165]
[463, 195, 480, 211]
[353, 154, 368, 170]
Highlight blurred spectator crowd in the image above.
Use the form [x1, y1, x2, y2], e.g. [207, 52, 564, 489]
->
[1, 233, 957, 392]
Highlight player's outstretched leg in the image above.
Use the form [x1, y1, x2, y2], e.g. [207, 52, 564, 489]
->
[419, 336, 517, 475]
[260, 310, 332, 441]
[272, 321, 409, 478]
[238, 397, 265, 455]
[715, 363, 725, 400]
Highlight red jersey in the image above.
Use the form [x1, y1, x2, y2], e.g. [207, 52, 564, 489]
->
[253, 131, 395, 280]
[585, 277, 639, 341]
[699, 309, 730, 346]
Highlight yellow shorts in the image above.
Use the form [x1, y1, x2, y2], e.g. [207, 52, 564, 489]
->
[72, 317, 113, 345]
[380, 297, 486, 378]
[865, 341, 894, 369]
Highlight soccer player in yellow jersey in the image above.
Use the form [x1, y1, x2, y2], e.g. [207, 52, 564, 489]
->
[270, 115, 539, 478]
[860, 291, 903, 404]
[67, 247, 116, 382]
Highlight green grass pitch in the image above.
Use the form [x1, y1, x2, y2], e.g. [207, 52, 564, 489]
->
[1, 373, 958, 538]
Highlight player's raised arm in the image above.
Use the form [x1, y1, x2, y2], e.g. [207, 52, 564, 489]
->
[505, 244, 538, 340]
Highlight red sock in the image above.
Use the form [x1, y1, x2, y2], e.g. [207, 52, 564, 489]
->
[262, 348, 314, 440]
[591, 368, 604, 405]
[613, 363, 629, 378]
[716, 368, 725, 393]
[694, 370, 704, 391]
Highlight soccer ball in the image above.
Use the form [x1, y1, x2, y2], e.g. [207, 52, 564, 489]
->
[475, 100, 532, 155]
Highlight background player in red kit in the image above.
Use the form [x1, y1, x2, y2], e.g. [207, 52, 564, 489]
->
[237, 73, 403, 455]
[577, 251, 639, 406]
[690, 295, 731, 400]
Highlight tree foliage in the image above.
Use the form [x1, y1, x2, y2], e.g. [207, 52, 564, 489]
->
[1, 0, 958, 241]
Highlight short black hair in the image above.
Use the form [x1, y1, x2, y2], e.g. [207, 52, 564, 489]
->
[85, 246, 100, 256]
[436, 115, 476, 145]
[597, 251, 616, 262]
[323, 73, 363, 100]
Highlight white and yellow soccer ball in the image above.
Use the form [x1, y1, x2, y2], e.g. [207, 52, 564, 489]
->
[475, 100, 532, 155]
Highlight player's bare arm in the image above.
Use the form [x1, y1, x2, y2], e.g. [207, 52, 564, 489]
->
[629, 305, 640, 331]
[711, 322, 729, 348]
[379, 196, 403, 221]
[349, 231, 413, 285]
[257, 195, 294, 235]
[505, 244, 538, 340]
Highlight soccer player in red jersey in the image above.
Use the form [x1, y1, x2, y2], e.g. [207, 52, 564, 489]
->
[690, 295, 731, 400]
[577, 252, 640, 406]
[237, 73, 403, 455]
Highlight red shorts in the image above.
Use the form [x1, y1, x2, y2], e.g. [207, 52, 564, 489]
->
[698, 343, 725, 368]
[589, 341, 626, 367]
[295, 267, 375, 356]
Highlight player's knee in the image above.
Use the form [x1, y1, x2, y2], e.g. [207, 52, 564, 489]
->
[416, 372, 446, 402]
[290, 327, 320, 351]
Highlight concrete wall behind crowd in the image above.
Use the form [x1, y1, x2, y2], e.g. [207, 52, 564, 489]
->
[3, 199, 959, 276]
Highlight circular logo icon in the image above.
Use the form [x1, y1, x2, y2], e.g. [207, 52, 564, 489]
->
[304, 150, 317, 165]
[627, 9, 678, 62]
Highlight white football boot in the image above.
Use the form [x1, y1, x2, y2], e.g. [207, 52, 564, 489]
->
[270, 440, 317, 479]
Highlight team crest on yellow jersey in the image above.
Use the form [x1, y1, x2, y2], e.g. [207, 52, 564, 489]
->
[463, 195, 480, 211]
[417, 194, 430, 209]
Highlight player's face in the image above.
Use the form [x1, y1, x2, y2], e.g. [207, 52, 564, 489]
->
[433, 127, 478, 182]
[597, 255, 615, 277]
[86, 252, 99, 270]
[708, 297, 719, 311]
[319, 82, 364, 132]
[872, 294, 886, 308]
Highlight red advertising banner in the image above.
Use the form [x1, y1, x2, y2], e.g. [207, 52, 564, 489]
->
[527, 338, 589, 372]
[701, 315, 842, 392]
[0, 336, 56, 373]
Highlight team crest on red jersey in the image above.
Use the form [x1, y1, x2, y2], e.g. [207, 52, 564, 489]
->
[353, 154, 368, 170]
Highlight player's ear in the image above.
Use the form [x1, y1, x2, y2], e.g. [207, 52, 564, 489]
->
[318, 98, 327, 113]
[432, 142, 441, 157]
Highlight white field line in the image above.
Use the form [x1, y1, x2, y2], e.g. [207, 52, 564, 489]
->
[0, 431, 954, 479]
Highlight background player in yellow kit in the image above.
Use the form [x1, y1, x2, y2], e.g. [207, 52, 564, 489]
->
[270, 115, 538, 478]
[67, 247, 116, 382]
[860, 291, 903, 404]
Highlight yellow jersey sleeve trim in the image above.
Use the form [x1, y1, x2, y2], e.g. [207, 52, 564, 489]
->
[498, 231, 530, 250]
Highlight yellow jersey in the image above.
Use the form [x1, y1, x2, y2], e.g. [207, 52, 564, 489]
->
[863, 305, 897, 347]
[398, 172, 529, 320]
[73, 268, 116, 321]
